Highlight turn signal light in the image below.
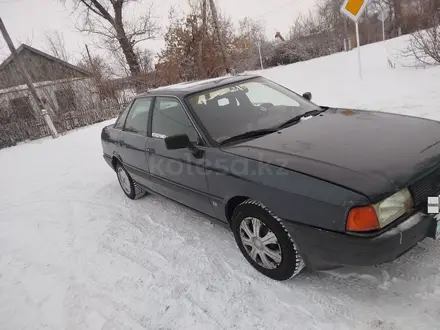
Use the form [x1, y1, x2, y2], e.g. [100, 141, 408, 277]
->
[346, 206, 380, 232]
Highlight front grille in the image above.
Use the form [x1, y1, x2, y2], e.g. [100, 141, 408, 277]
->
[409, 166, 440, 208]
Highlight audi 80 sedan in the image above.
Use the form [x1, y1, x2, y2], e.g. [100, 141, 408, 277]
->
[101, 75, 440, 281]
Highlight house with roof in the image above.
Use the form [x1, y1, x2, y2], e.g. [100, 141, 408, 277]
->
[0, 44, 98, 120]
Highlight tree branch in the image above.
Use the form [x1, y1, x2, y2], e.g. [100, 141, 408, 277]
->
[79, 0, 115, 25]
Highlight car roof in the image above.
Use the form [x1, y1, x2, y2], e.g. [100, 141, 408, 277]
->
[137, 74, 262, 98]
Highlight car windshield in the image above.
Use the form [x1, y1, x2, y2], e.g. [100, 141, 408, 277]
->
[186, 77, 320, 144]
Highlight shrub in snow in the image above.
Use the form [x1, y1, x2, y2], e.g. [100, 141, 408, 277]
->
[406, 20, 440, 67]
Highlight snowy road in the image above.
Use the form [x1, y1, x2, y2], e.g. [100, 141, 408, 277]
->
[2, 34, 440, 329]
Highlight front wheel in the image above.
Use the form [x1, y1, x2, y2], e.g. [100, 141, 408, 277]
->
[116, 162, 146, 200]
[231, 200, 305, 281]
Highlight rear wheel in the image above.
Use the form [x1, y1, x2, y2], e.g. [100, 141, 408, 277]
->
[231, 199, 305, 281]
[115, 162, 146, 200]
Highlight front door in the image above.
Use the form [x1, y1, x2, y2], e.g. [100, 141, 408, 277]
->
[146, 96, 215, 217]
[119, 97, 154, 189]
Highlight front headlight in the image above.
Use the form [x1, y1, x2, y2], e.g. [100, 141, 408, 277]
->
[347, 188, 413, 232]
[373, 188, 413, 227]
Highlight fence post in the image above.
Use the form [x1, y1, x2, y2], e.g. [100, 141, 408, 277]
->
[41, 109, 58, 138]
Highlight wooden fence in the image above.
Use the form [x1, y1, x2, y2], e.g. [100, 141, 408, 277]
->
[0, 105, 123, 150]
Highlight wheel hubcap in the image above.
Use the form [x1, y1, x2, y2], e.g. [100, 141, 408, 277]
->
[239, 217, 282, 269]
[117, 167, 131, 194]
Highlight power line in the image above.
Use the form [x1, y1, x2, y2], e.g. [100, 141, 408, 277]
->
[254, 0, 300, 19]
[0, 0, 25, 3]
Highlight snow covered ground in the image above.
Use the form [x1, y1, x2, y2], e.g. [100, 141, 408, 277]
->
[1, 35, 440, 330]
[254, 33, 440, 122]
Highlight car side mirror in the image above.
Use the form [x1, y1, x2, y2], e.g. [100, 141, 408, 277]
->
[164, 134, 204, 158]
[303, 92, 312, 101]
[165, 134, 191, 150]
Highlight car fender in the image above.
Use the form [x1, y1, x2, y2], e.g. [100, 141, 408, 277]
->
[111, 152, 124, 169]
[205, 149, 370, 232]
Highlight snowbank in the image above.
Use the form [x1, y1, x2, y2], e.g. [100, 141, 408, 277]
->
[251, 34, 440, 121]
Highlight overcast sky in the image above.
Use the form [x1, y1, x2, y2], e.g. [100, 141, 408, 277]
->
[0, 0, 317, 64]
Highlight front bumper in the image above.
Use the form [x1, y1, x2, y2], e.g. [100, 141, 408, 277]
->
[284, 212, 438, 271]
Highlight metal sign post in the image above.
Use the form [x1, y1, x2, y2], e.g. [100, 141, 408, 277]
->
[340, 0, 370, 80]
[355, 22, 362, 80]
[378, 9, 390, 66]
[257, 42, 264, 70]
[377, 9, 389, 42]
[381, 11, 386, 41]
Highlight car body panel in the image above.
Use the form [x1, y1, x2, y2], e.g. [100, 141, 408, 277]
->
[146, 139, 216, 217]
[118, 131, 151, 188]
[223, 108, 440, 203]
[283, 211, 438, 270]
[203, 148, 371, 231]
[101, 124, 122, 161]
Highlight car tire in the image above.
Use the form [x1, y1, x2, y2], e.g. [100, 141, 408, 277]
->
[231, 199, 305, 281]
[115, 162, 147, 200]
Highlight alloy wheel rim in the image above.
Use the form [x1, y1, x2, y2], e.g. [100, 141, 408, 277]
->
[239, 217, 282, 269]
[117, 167, 131, 194]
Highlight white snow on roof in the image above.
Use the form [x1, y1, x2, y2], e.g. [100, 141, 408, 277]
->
[151, 75, 233, 91]
[0, 77, 87, 95]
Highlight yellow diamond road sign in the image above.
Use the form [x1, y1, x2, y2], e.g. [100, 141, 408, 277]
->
[341, 0, 370, 22]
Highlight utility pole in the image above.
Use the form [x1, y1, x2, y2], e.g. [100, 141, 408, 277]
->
[0, 17, 58, 138]
[197, 0, 208, 79]
[85, 44, 103, 113]
[85, 44, 94, 68]
[208, 0, 231, 74]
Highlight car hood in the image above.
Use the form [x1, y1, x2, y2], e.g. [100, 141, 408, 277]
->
[222, 108, 440, 203]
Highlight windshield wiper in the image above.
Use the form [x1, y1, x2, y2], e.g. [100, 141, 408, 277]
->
[219, 128, 278, 146]
[277, 109, 324, 130]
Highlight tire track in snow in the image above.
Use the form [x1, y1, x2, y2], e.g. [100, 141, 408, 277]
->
[91, 192, 275, 328]
[97, 193, 373, 329]
[5, 176, 438, 329]
[96, 189, 395, 328]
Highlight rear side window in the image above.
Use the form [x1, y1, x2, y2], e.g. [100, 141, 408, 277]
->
[124, 98, 152, 135]
[114, 102, 132, 129]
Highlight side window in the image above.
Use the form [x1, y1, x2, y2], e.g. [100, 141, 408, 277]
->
[124, 98, 152, 135]
[114, 102, 132, 129]
[151, 97, 199, 142]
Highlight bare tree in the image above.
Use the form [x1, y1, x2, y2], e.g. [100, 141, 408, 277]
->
[135, 48, 154, 73]
[406, 21, 440, 66]
[45, 30, 70, 62]
[238, 17, 265, 44]
[368, 0, 402, 35]
[232, 17, 266, 72]
[77, 52, 114, 81]
[62, 0, 160, 84]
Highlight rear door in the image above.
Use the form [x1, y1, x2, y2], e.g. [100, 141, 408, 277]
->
[119, 97, 154, 189]
[105, 101, 132, 157]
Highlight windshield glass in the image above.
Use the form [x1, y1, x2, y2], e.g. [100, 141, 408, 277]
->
[186, 77, 319, 144]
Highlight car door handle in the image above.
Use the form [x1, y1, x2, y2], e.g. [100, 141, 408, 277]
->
[147, 148, 155, 154]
